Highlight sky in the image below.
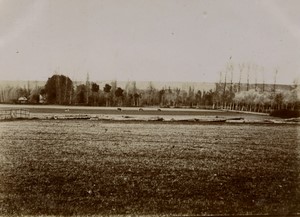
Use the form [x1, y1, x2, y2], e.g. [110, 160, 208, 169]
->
[0, 0, 299, 84]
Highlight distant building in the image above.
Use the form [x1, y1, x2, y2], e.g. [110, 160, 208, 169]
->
[18, 97, 28, 104]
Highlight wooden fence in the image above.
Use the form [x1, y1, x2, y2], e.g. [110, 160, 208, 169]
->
[0, 109, 30, 120]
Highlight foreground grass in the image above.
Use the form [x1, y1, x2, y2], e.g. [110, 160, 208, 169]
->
[0, 120, 299, 215]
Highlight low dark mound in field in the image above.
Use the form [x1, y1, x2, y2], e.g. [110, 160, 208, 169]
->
[270, 109, 300, 118]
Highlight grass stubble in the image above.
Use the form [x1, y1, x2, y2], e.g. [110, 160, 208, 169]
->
[0, 120, 299, 215]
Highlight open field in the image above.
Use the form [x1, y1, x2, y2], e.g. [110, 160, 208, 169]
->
[0, 104, 279, 121]
[0, 120, 299, 215]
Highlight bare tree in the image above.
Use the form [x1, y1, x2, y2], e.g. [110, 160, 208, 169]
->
[253, 64, 258, 91]
[86, 73, 90, 104]
[273, 69, 278, 93]
[223, 69, 228, 108]
[238, 63, 245, 92]
[260, 66, 265, 92]
[246, 63, 250, 91]
[229, 63, 234, 93]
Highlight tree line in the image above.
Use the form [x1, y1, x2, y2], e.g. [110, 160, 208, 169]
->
[0, 73, 299, 115]
[0, 74, 217, 107]
[41, 74, 217, 108]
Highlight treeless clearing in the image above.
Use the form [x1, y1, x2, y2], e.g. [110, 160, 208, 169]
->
[0, 104, 278, 121]
[0, 120, 299, 215]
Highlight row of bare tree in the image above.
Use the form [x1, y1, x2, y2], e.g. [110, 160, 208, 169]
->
[212, 87, 299, 113]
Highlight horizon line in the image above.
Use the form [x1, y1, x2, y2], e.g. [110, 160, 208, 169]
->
[0, 79, 295, 86]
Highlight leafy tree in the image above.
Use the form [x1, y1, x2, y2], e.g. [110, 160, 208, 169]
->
[133, 93, 140, 106]
[115, 87, 124, 106]
[202, 90, 214, 107]
[110, 80, 117, 106]
[28, 86, 43, 104]
[195, 90, 202, 107]
[174, 88, 181, 107]
[91, 82, 100, 105]
[181, 90, 188, 105]
[115, 87, 124, 97]
[75, 84, 87, 104]
[129, 81, 139, 106]
[274, 92, 284, 110]
[91, 82, 100, 93]
[40, 88, 46, 96]
[188, 86, 195, 107]
[145, 82, 156, 106]
[44, 74, 73, 104]
[103, 84, 111, 93]
[158, 89, 165, 106]
[103, 84, 111, 106]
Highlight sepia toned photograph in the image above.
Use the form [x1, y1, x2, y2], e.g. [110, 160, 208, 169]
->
[0, 0, 299, 216]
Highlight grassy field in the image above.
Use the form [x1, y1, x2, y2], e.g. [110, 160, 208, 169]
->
[0, 120, 299, 215]
[1, 104, 279, 122]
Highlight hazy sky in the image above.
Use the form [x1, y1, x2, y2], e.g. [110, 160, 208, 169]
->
[0, 0, 299, 84]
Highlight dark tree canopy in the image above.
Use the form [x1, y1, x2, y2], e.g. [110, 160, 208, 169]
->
[76, 84, 87, 104]
[103, 84, 111, 93]
[91, 82, 100, 93]
[115, 87, 124, 98]
[40, 88, 46, 95]
[45, 74, 73, 104]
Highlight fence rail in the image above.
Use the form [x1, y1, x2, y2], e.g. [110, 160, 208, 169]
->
[0, 109, 30, 120]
